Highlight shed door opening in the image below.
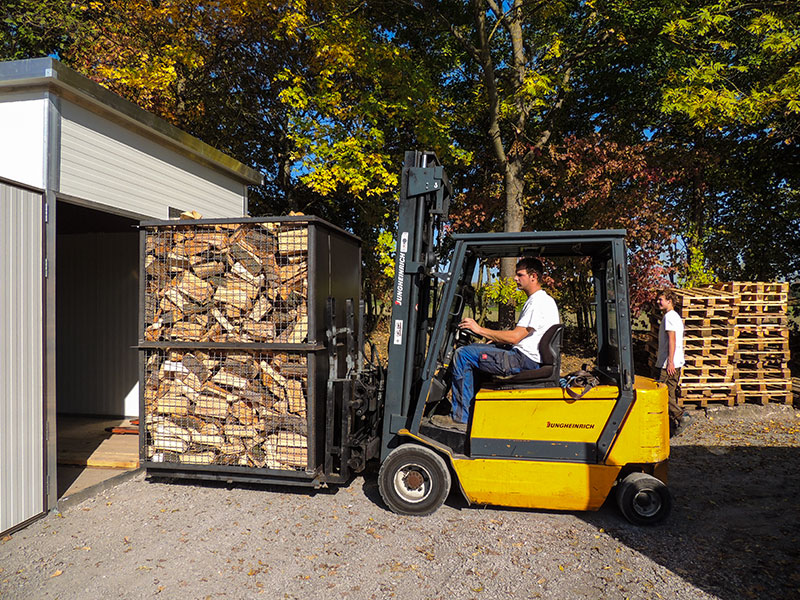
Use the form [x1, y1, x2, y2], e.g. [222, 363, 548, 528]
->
[56, 200, 140, 498]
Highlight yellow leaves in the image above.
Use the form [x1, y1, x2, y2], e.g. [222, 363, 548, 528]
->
[389, 561, 417, 572]
[516, 71, 556, 113]
[277, 3, 310, 42]
[50, 569, 63, 578]
[660, 4, 800, 129]
[295, 137, 399, 200]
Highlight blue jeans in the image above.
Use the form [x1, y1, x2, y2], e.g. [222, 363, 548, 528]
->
[451, 344, 540, 424]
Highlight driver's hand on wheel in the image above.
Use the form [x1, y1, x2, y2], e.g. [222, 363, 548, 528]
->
[459, 318, 481, 334]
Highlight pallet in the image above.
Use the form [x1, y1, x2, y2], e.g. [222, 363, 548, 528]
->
[680, 381, 739, 398]
[683, 341, 734, 356]
[736, 390, 793, 405]
[736, 314, 788, 327]
[683, 315, 737, 327]
[736, 366, 791, 379]
[738, 305, 786, 316]
[735, 338, 789, 352]
[678, 395, 737, 408]
[682, 365, 735, 379]
[684, 333, 735, 344]
[735, 357, 789, 369]
[711, 281, 789, 295]
[675, 287, 738, 306]
[684, 354, 731, 367]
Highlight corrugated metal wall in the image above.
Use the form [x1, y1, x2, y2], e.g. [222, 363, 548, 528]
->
[59, 100, 246, 219]
[0, 182, 45, 534]
[57, 231, 139, 416]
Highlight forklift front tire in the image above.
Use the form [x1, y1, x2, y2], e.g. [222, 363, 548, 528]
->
[379, 445, 451, 516]
[616, 472, 672, 525]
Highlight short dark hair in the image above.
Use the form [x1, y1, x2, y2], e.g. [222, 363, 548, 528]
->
[657, 288, 678, 305]
[516, 257, 544, 280]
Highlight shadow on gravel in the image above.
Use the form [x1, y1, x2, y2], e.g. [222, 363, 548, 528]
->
[581, 444, 800, 600]
[146, 474, 341, 497]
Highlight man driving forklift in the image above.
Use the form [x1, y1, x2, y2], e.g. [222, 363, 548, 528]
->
[430, 257, 560, 431]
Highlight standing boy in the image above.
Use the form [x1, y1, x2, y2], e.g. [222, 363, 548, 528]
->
[655, 289, 691, 436]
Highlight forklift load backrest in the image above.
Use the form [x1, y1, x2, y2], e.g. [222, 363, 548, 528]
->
[487, 323, 564, 389]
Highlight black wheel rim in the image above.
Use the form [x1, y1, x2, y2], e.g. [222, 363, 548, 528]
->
[632, 488, 662, 518]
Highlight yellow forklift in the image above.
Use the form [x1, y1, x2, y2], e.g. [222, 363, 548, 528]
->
[370, 151, 671, 524]
[139, 150, 671, 525]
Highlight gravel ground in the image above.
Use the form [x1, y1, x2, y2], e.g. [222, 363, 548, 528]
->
[1, 403, 798, 600]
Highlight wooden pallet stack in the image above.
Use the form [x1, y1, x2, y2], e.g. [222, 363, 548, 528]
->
[711, 282, 792, 405]
[673, 288, 739, 406]
[645, 287, 739, 406]
[141, 216, 312, 471]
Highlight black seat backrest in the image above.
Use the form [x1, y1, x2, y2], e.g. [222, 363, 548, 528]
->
[536, 323, 564, 367]
[484, 323, 565, 389]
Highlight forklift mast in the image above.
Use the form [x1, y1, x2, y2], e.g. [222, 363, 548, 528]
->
[381, 151, 452, 458]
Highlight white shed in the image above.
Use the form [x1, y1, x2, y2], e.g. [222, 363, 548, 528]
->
[0, 57, 263, 535]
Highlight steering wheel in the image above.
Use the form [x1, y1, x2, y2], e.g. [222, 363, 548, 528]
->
[454, 326, 481, 346]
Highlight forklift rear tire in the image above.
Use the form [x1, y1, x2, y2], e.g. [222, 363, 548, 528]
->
[616, 472, 672, 525]
[379, 445, 451, 516]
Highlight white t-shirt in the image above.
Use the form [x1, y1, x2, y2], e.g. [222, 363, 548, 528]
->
[656, 309, 685, 369]
[514, 289, 560, 363]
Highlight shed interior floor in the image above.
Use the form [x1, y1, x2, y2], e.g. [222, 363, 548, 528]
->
[57, 416, 139, 498]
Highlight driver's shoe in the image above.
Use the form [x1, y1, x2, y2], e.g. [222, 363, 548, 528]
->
[430, 414, 467, 432]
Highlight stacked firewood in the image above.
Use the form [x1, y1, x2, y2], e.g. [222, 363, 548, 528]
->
[143, 221, 308, 343]
[142, 216, 312, 471]
[143, 349, 309, 469]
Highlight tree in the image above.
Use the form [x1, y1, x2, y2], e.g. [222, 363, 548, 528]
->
[659, 0, 800, 280]
[61, 0, 314, 207]
[535, 135, 679, 316]
[1, 0, 87, 60]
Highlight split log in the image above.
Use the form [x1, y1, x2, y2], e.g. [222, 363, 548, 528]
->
[179, 451, 216, 465]
[223, 423, 257, 438]
[243, 321, 275, 341]
[194, 396, 228, 418]
[170, 322, 205, 341]
[277, 229, 308, 255]
[267, 431, 308, 468]
[152, 434, 189, 453]
[154, 421, 192, 443]
[192, 260, 226, 279]
[285, 379, 306, 414]
[177, 271, 214, 303]
[155, 395, 189, 416]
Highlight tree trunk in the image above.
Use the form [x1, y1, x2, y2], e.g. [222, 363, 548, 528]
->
[499, 159, 525, 328]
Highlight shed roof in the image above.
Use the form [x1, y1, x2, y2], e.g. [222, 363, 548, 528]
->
[0, 57, 263, 186]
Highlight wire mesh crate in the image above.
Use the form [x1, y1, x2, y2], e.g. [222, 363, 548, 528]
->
[143, 220, 311, 343]
[138, 216, 361, 484]
[143, 348, 313, 471]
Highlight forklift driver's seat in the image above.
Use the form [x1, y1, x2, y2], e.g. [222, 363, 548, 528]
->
[485, 323, 565, 389]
